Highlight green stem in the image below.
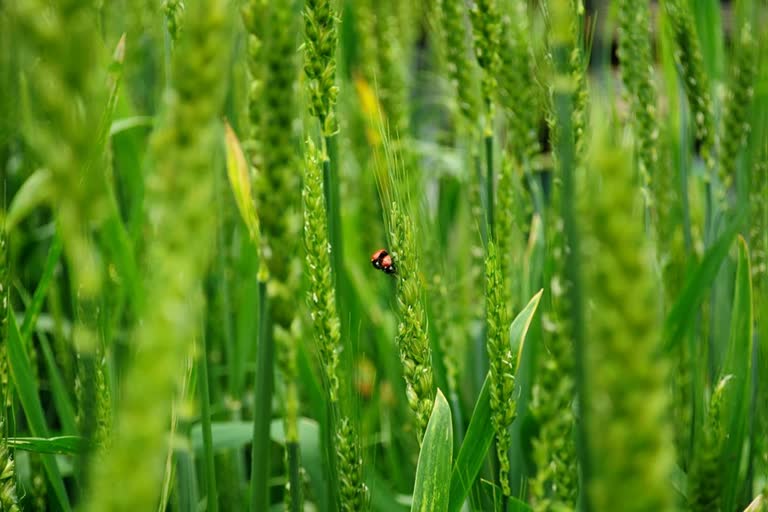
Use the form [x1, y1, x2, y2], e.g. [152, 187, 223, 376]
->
[319, 130, 344, 511]
[323, 134, 343, 279]
[198, 331, 218, 512]
[214, 169, 237, 398]
[322, 133, 352, 369]
[324, 401, 340, 511]
[679, 96, 693, 257]
[250, 281, 273, 511]
[20, 234, 63, 344]
[174, 434, 200, 512]
[449, 391, 465, 449]
[37, 332, 77, 434]
[485, 133, 495, 240]
[287, 441, 303, 512]
[76, 353, 97, 495]
[475, 148, 488, 247]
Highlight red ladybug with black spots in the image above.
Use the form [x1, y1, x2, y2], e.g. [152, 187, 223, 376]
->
[371, 248, 396, 274]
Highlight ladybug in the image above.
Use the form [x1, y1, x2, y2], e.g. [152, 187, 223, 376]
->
[371, 248, 396, 274]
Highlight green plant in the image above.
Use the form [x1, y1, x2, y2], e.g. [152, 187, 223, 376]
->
[4, 1, 768, 511]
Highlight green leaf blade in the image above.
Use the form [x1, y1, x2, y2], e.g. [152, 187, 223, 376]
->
[7, 311, 72, 512]
[662, 213, 744, 352]
[412, 389, 453, 512]
[720, 236, 754, 511]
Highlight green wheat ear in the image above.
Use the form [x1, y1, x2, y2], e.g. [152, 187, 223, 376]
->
[303, 138, 341, 402]
[436, 0, 481, 131]
[336, 417, 369, 512]
[545, 0, 589, 162]
[663, 0, 716, 170]
[617, 0, 658, 189]
[390, 200, 434, 441]
[83, 0, 233, 509]
[720, 22, 758, 194]
[352, 0, 378, 84]
[376, 9, 411, 139]
[688, 375, 732, 511]
[240, 0, 268, 172]
[377, 134, 434, 442]
[14, 0, 107, 300]
[469, 0, 501, 124]
[0, 432, 20, 512]
[498, 1, 539, 163]
[581, 109, 675, 512]
[303, 0, 339, 135]
[162, 0, 185, 43]
[485, 241, 515, 496]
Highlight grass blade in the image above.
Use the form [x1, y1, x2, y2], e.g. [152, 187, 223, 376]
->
[7, 311, 71, 511]
[250, 281, 272, 511]
[3, 169, 52, 232]
[662, 212, 745, 352]
[109, 116, 154, 136]
[20, 234, 62, 344]
[198, 331, 219, 512]
[8, 436, 85, 455]
[412, 389, 453, 512]
[509, 290, 543, 365]
[38, 332, 77, 434]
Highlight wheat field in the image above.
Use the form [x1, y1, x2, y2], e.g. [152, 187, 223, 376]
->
[1, 0, 767, 511]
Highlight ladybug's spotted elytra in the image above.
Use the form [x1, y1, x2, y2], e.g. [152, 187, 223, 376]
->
[371, 248, 396, 274]
[370, 249, 388, 269]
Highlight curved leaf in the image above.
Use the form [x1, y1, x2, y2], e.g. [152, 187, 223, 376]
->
[4, 169, 53, 231]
